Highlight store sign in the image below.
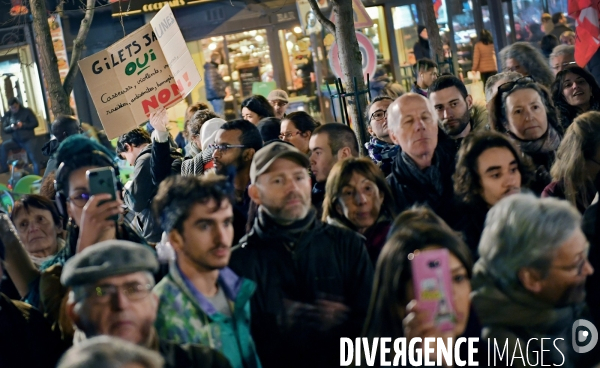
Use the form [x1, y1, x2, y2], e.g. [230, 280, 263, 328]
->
[110, 0, 213, 17]
[328, 31, 376, 82]
[79, 4, 201, 139]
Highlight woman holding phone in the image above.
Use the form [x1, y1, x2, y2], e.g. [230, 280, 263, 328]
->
[362, 222, 478, 365]
[0, 135, 147, 343]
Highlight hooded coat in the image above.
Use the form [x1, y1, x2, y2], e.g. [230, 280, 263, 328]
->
[413, 25, 431, 61]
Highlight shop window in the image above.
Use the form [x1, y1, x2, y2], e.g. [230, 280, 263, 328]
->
[199, 30, 272, 120]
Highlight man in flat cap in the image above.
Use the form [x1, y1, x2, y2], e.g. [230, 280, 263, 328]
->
[228, 141, 374, 368]
[62, 240, 232, 368]
[152, 175, 261, 368]
[266, 89, 289, 119]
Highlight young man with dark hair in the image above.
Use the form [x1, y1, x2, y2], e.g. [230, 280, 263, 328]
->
[229, 142, 373, 368]
[0, 97, 42, 174]
[364, 96, 399, 176]
[212, 119, 263, 242]
[152, 175, 261, 368]
[411, 58, 438, 97]
[308, 123, 358, 211]
[550, 12, 571, 39]
[429, 75, 487, 146]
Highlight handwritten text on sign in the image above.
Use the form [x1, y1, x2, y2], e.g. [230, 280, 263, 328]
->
[79, 5, 201, 139]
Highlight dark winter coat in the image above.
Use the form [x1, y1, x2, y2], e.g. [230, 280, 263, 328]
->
[550, 24, 572, 40]
[386, 140, 457, 223]
[0, 293, 66, 368]
[413, 37, 431, 61]
[449, 199, 489, 259]
[228, 209, 373, 368]
[2, 106, 38, 142]
[41, 139, 59, 179]
[204, 62, 227, 101]
[125, 143, 182, 243]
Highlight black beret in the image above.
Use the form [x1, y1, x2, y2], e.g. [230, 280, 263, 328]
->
[61, 240, 159, 287]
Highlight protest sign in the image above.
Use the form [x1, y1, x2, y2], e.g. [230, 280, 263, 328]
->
[79, 4, 201, 139]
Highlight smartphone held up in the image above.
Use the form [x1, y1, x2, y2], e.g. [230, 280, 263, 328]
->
[86, 167, 119, 222]
[410, 248, 456, 332]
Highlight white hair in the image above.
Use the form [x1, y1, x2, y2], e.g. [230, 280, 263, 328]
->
[57, 335, 164, 368]
[478, 194, 581, 289]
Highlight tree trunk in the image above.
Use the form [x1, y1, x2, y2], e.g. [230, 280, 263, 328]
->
[418, 1, 444, 63]
[63, 0, 95, 97]
[308, 0, 368, 156]
[30, 0, 71, 117]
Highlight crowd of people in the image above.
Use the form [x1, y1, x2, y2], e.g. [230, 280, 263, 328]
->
[2, 26, 600, 368]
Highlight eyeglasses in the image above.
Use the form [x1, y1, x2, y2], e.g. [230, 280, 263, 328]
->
[369, 109, 387, 122]
[209, 144, 247, 152]
[279, 131, 302, 140]
[497, 76, 536, 96]
[86, 282, 153, 304]
[67, 192, 91, 208]
[552, 246, 590, 276]
[552, 61, 577, 71]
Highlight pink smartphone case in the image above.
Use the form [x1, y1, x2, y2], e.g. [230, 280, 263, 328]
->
[411, 248, 456, 332]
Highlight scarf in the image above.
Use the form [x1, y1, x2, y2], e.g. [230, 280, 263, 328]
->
[29, 238, 65, 267]
[365, 137, 399, 165]
[256, 207, 317, 247]
[400, 151, 444, 197]
[509, 124, 561, 155]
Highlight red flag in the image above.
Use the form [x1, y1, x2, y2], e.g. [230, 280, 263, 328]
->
[569, 0, 600, 66]
[433, 0, 443, 17]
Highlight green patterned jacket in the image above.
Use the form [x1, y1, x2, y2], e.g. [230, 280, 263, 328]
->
[154, 263, 262, 368]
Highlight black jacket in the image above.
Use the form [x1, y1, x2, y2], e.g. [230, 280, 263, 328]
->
[228, 210, 374, 368]
[41, 139, 59, 179]
[386, 140, 457, 222]
[124, 143, 181, 242]
[0, 293, 66, 368]
[204, 62, 227, 101]
[2, 107, 38, 142]
[449, 199, 489, 259]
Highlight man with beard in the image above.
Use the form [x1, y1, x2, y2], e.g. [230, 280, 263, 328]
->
[472, 194, 598, 367]
[212, 119, 263, 242]
[364, 96, 399, 177]
[152, 175, 261, 368]
[228, 142, 373, 368]
[62, 240, 232, 368]
[429, 75, 487, 149]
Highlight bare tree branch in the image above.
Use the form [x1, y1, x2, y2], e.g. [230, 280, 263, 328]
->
[63, 0, 95, 96]
[307, 0, 335, 35]
[30, 0, 71, 116]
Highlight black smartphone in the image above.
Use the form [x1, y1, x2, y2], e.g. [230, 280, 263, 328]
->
[86, 167, 118, 221]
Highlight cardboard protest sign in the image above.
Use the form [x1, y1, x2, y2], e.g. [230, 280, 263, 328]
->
[79, 4, 201, 139]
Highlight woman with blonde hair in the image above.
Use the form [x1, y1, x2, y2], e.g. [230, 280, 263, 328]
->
[322, 157, 396, 263]
[543, 111, 600, 213]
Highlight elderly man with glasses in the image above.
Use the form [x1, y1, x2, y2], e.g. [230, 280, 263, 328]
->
[62, 239, 232, 368]
[211, 119, 263, 243]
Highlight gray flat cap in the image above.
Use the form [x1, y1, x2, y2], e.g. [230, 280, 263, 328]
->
[61, 240, 159, 287]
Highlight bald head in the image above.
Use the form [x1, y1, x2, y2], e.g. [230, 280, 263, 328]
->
[387, 93, 438, 167]
[52, 115, 81, 143]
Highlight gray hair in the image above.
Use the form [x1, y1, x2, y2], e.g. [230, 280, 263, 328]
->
[484, 71, 522, 103]
[57, 335, 164, 368]
[499, 42, 554, 87]
[549, 44, 574, 61]
[478, 194, 581, 289]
